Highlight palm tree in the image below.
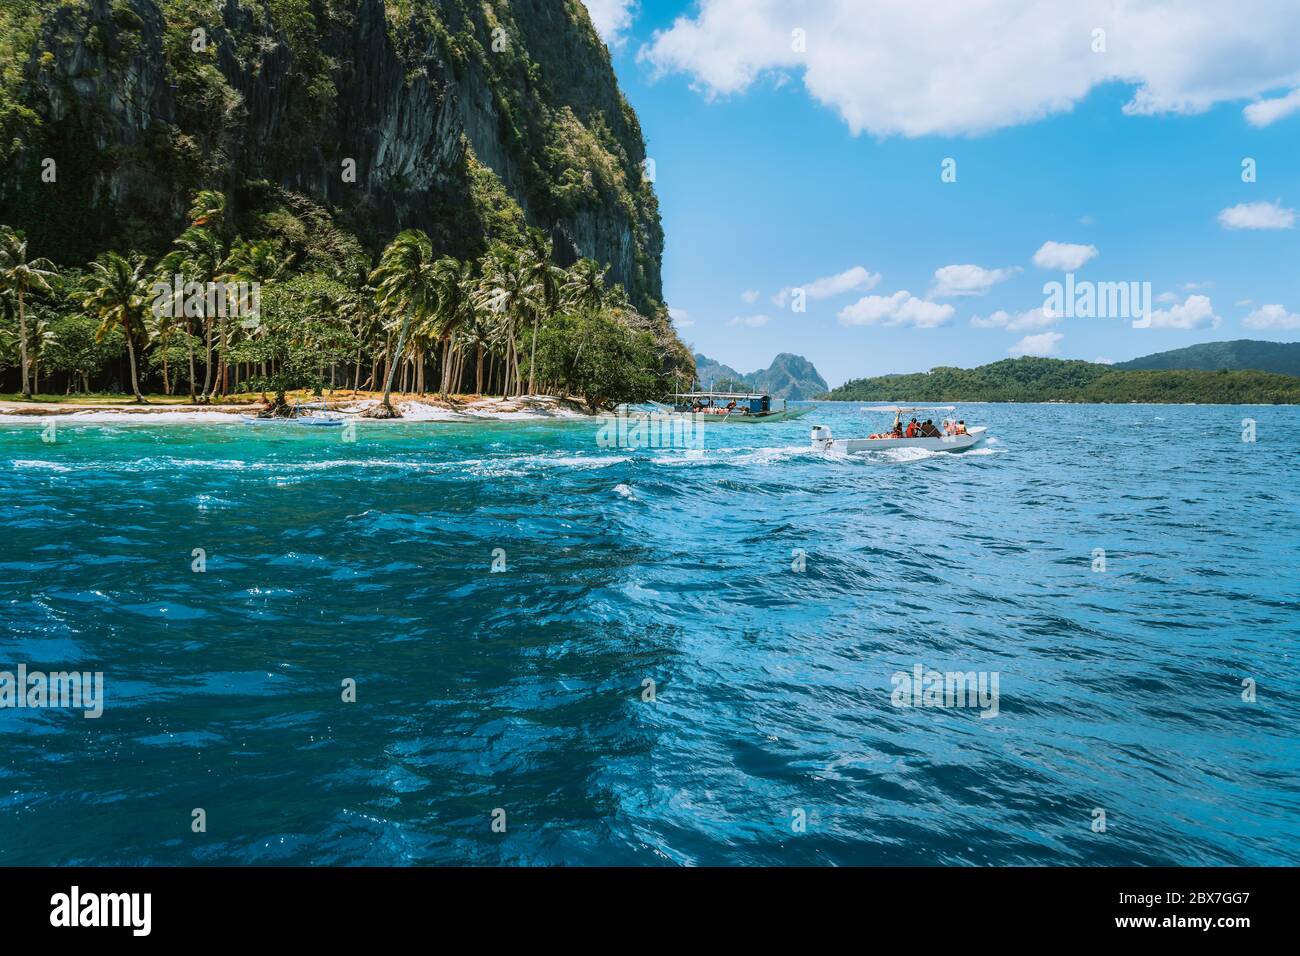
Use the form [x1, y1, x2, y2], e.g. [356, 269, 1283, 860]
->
[476, 249, 540, 397]
[562, 258, 609, 313]
[160, 226, 225, 401]
[83, 252, 151, 403]
[0, 226, 58, 398]
[427, 257, 476, 395]
[221, 238, 288, 394]
[368, 229, 438, 416]
[187, 190, 227, 230]
[523, 233, 565, 395]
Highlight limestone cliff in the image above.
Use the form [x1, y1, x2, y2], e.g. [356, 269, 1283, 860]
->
[0, 0, 667, 317]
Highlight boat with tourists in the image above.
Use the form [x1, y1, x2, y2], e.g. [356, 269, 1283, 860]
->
[651, 390, 811, 423]
[810, 405, 986, 453]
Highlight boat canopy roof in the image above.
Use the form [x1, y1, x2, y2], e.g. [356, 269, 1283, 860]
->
[861, 404, 956, 414]
[678, 391, 769, 400]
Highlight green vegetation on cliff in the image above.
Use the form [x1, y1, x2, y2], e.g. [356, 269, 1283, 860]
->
[0, 0, 691, 409]
[822, 356, 1300, 404]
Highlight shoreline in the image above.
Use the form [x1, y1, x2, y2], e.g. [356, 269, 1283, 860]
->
[0, 394, 595, 423]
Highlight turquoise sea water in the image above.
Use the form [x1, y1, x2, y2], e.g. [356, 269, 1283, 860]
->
[1, 403, 1297, 866]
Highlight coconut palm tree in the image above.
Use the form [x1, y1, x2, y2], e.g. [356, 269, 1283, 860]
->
[160, 226, 225, 401]
[562, 258, 609, 313]
[187, 190, 227, 230]
[83, 252, 151, 403]
[523, 234, 565, 395]
[427, 257, 476, 395]
[0, 226, 58, 398]
[476, 248, 540, 397]
[368, 229, 438, 416]
[221, 238, 288, 394]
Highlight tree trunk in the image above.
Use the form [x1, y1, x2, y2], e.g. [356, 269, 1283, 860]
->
[475, 343, 484, 394]
[528, 312, 540, 395]
[17, 287, 30, 398]
[124, 324, 146, 402]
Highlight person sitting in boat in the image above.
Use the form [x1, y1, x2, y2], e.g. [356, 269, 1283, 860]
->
[953, 420, 968, 435]
[919, 419, 943, 438]
[725, 400, 737, 412]
[904, 418, 919, 438]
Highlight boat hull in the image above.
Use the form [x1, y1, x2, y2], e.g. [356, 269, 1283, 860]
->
[669, 406, 812, 424]
[827, 426, 986, 453]
[241, 415, 345, 427]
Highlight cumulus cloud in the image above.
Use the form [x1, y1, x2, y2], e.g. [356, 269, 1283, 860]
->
[583, 0, 637, 47]
[1218, 200, 1296, 230]
[1245, 88, 1300, 126]
[1147, 294, 1221, 330]
[970, 307, 1061, 332]
[1094, 357, 1115, 365]
[774, 265, 880, 306]
[1009, 332, 1064, 357]
[1243, 303, 1300, 329]
[837, 291, 954, 328]
[728, 314, 771, 327]
[669, 307, 694, 329]
[930, 264, 1021, 297]
[639, 1, 1300, 138]
[740, 289, 760, 303]
[1033, 241, 1098, 271]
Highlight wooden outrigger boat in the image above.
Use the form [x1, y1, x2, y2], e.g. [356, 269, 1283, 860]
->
[810, 405, 986, 453]
[654, 390, 812, 423]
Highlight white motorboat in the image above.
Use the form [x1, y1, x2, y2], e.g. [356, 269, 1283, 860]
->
[810, 405, 986, 453]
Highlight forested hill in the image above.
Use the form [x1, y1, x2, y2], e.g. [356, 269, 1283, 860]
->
[821, 357, 1300, 404]
[1116, 340, 1300, 376]
[0, 0, 667, 318]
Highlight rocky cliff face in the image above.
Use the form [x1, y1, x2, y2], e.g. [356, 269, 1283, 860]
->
[0, 0, 665, 315]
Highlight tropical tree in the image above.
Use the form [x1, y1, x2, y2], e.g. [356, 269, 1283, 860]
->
[0, 226, 57, 398]
[523, 233, 565, 394]
[562, 258, 609, 312]
[83, 251, 152, 402]
[427, 257, 476, 395]
[221, 237, 289, 394]
[476, 246, 540, 397]
[368, 229, 438, 416]
[159, 225, 225, 400]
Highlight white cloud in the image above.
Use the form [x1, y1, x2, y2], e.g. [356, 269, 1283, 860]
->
[583, 0, 637, 47]
[930, 264, 1021, 297]
[970, 307, 1060, 332]
[740, 289, 760, 303]
[838, 291, 954, 328]
[1243, 303, 1300, 329]
[1156, 291, 1178, 303]
[1094, 356, 1115, 365]
[669, 306, 694, 328]
[774, 265, 880, 306]
[1147, 294, 1221, 329]
[639, 1, 1300, 138]
[1245, 88, 1300, 127]
[1033, 241, 1098, 271]
[1218, 200, 1296, 230]
[1009, 332, 1064, 357]
[728, 314, 771, 327]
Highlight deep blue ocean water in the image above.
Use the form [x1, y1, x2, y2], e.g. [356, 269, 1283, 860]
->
[1, 402, 1297, 865]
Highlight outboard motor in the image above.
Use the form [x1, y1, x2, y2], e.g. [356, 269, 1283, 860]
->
[810, 425, 833, 450]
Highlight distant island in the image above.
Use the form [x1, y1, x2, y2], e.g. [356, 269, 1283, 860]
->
[821, 355, 1300, 404]
[1115, 339, 1300, 376]
[693, 352, 828, 400]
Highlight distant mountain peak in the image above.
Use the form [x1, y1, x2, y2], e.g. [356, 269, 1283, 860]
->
[692, 352, 828, 401]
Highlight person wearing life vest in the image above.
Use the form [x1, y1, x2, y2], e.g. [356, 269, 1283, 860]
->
[904, 418, 919, 438]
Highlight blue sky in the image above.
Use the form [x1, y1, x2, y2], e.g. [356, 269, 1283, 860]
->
[585, 0, 1300, 386]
